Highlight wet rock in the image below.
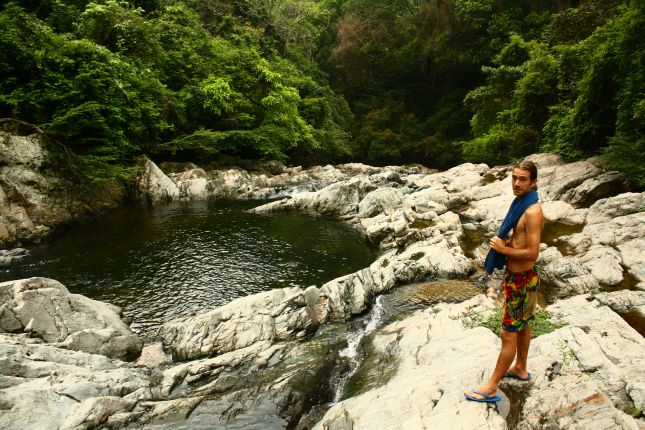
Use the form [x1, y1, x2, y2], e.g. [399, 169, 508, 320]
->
[0, 247, 30, 268]
[0, 277, 142, 360]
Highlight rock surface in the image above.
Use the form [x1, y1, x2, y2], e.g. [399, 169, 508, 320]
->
[0, 333, 152, 430]
[0, 277, 142, 360]
[313, 294, 645, 430]
[0, 247, 30, 267]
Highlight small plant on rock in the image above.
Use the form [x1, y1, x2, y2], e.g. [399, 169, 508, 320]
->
[466, 305, 564, 339]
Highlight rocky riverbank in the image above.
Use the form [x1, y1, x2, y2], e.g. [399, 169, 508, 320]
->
[0, 132, 125, 247]
[1, 137, 644, 429]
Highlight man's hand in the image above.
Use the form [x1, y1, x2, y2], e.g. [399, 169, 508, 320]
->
[489, 236, 506, 253]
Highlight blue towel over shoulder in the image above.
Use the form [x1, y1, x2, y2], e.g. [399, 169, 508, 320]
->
[484, 189, 539, 274]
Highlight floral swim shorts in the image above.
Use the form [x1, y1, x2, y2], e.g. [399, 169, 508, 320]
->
[502, 268, 539, 332]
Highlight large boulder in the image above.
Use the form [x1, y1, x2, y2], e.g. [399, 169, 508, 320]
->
[556, 211, 645, 285]
[585, 192, 645, 226]
[357, 187, 406, 219]
[252, 176, 377, 217]
[578, 245, 624, 287]
[537, 158, 605, 202]
[560, 171, 628, 208]
[134, 158, 180, 204]
[541, 200, 587, 225]
[593, 290, 645, 315]
[171, 167, 210, 199]
[0, 278, 142, 360]
[540, 257, 600, 299]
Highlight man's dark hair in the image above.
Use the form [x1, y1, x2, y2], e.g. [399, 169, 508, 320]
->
[514, 160, 538, 182]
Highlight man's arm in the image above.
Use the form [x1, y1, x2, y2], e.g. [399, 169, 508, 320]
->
[490, 205, 542, 261]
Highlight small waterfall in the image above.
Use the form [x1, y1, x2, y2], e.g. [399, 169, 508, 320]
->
[332, 296, 386, 403]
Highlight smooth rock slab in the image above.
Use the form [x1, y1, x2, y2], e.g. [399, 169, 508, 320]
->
[314, 292, 645, 430]
[159, 287, 317, 362]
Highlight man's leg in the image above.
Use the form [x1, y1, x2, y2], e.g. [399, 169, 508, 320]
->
[507, 326, 531, 379]
[465, 329, 518, 399]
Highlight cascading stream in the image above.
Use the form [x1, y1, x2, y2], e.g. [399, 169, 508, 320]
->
[332, 295, 386, 403]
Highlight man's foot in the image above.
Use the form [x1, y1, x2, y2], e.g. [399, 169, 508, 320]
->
[504, 366, 530, 381]
[503, 371, 531, 381]
[464, 385, 499, 402]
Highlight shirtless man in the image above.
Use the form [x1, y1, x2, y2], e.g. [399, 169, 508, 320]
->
[465, 160, 544, 403]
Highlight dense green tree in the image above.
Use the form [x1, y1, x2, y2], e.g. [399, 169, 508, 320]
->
[0, 0, 352, 181]
[460, 0, 643, 187]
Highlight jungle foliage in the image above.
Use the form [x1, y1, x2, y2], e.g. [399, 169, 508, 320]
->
[0, 0, 642, 185]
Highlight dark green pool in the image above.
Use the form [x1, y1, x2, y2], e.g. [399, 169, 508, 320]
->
[0, 200, 377, 335]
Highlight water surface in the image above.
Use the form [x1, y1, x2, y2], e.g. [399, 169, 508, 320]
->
[1, 200, 377, 335]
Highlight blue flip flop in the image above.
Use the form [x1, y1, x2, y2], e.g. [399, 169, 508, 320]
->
[503, 372, 531, 381]
[464, 389, 501, 403]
